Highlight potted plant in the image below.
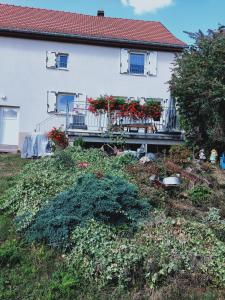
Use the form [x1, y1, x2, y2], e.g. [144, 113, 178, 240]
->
[88, 97, 107, 114]
[144, 100, 163, 121]
[48, 127, 68, 151]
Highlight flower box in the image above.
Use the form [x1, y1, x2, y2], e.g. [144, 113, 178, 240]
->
[88, 96, 163, 121]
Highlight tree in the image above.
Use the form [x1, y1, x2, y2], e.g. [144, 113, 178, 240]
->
[170, 27, 225, 152]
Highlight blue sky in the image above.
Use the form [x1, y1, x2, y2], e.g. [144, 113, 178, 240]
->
[1, 0, 224, 44]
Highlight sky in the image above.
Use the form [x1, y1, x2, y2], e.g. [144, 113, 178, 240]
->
[0, 0, 224, 44]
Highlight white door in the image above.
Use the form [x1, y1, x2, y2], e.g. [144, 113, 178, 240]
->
[0, 107, 19, 145]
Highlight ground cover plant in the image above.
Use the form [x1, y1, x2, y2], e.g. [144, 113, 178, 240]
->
[0, 147, 130, 230]
[1, 147, 225, 299]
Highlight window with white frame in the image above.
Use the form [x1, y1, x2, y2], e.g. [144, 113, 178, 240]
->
[47, 92, 87, 114]
[46, 52, 69, 69]
[120, 49, 158, 76]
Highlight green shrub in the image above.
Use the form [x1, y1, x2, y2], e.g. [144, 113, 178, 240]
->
[67, 221, 148, 288]
[112, 153, 137, 167]
[73, 137, 86, 148]
[188, 185, 212, 207]
[53, 151, 75, 170]
[24, 174, 150, 249]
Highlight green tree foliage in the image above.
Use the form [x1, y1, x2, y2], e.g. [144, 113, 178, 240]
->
[170, 27, 225, 151]
[24, 174, 150, 249]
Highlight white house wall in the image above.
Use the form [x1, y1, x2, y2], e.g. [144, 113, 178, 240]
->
[0, 36, 176, 147]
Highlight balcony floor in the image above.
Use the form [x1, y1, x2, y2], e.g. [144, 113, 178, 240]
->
[67, 130, 184, 146]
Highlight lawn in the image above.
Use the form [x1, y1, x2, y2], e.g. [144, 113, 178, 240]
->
[1, 148, 225, 300]
[0, 154, 27, 195]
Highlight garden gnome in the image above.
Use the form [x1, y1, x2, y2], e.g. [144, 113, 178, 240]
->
[199, 149, 206, 162]
[210, 149, 218, 164]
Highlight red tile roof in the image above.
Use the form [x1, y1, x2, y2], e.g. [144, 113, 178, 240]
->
[0, 3, 186, 48]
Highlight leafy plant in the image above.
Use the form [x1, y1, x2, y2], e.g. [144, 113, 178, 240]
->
[54, 151, 75, 170]
[188, 185, 212, 207]
[24, 174, 150, 249]
[67, 221, 148, 288]
[112, 153, 137, 167]
[73, 137, 86, 148]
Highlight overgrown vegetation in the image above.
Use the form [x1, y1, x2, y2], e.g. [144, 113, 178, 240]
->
[1, 144, 225, 299]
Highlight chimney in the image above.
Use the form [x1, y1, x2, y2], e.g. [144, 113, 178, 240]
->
[97, 10, 104, 17]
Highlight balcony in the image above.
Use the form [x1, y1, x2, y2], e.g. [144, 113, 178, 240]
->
[65, 99, 184, 146]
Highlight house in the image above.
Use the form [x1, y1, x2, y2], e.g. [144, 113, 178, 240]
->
[0, 3, 186, 152]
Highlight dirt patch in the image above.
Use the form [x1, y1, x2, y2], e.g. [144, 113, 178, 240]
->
[168, 199, 206, 218]
[211, 168, 225, 188]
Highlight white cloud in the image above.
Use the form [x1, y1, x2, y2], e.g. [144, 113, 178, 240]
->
[121, 0, 173, 14]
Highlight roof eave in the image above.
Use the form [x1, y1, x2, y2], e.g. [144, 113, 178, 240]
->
[0, 27, 187, 51]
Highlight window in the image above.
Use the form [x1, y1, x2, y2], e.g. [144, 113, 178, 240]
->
[3, 108, 18, 119]
[57, 54, 68, 69]
[57, 94, 75, 113]
[46, 52, 69, 69]
[129, 53, 145, 75]
[120, 49, 157, 76]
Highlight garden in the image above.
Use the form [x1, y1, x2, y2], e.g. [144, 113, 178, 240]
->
[1, 143, 225, 300]
[1, 27, 225, 300]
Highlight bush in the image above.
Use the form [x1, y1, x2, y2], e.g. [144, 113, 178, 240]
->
[112, 153, 137, 168]
[24, 174, 150, 249]
[67, 221, 148, 288]
[188, 185, 212, 207]
[73, 137, 86, 148]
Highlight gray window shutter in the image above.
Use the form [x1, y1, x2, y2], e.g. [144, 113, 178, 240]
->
[120, 49, 129, 74]
[47, 91, 57, 113]
[148, 51, 158, 76]
[46, 51, 57, 68]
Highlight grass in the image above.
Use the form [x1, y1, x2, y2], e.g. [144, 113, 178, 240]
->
[0, 154, 28, 195]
